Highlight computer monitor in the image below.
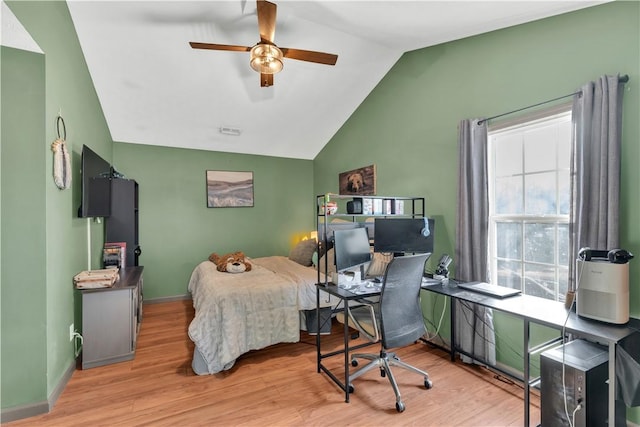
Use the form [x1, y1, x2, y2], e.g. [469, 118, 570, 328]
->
[373, 218, 434, 254]
[333, 227, 372, 273]
[318, 221, 373, 244]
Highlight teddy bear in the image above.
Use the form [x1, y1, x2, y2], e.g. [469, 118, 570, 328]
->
[209, 251, 252, 273]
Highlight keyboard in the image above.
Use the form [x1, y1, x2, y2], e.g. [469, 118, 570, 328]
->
[456, 282, 521, 299]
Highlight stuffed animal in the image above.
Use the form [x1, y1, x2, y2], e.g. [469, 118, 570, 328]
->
[209, 251, 252, 273]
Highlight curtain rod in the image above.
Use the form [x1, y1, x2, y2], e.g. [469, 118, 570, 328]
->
[477, 74, 629, 126]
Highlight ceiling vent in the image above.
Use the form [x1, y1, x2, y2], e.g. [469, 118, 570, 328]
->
[219, 126, 242, 136]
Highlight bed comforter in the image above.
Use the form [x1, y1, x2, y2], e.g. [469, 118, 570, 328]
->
[187, 256, 329, 374]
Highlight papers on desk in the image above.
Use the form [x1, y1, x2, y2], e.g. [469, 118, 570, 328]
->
[338, 280, 382, 294]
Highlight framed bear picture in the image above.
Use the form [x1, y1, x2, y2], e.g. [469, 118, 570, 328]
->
[338, 164, 376, 196]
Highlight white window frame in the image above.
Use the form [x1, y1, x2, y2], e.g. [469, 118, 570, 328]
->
[487, 104, 572, 302]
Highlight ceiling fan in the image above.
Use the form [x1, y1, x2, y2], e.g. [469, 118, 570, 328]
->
[189, 0, 338, 87]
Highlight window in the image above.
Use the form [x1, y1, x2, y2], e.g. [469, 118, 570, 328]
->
[488, 107, 571, 302]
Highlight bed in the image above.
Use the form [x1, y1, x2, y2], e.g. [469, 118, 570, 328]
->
[188, 250, 336, 375]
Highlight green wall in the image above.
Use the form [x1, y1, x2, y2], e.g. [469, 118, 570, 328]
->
[112, 143, 315, 299]
[2, 1, 315, 416]
[3, 0, 639, 423]
[315, 2, 640, 290]
[1, 1, 315, 416]
[1, 45, 48, 410]
[2, 0, 114, 416]
[314, 1, 639, 422]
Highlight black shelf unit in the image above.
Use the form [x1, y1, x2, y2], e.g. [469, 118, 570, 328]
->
[315, 193, 425, 286]
[314, 193, 426, 401]
[106, 178, 141, 267]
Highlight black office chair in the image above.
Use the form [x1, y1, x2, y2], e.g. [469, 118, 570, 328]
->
[337, 253, 433, 412]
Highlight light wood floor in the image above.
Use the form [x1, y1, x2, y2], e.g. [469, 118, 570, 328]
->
[8, 300, 540, 426]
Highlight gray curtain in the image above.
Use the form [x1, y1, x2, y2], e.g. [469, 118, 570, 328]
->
[454, 118, 496, 366]
[568, 74, 626, 292]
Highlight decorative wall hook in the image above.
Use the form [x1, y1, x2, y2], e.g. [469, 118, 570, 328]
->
[52, 114, 71, 190]
[56, 115, 66, 141]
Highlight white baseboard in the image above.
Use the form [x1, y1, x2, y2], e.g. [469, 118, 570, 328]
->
[493, 361, 525, 382]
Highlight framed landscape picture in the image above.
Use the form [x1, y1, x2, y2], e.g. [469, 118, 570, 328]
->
[206, 170, 254, 208]
[339, 164, 376, 196]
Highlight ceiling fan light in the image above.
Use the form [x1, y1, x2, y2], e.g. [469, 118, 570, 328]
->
[250, 44, 283, 74]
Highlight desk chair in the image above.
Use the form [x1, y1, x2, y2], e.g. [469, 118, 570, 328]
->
[337, 253, 432, 412]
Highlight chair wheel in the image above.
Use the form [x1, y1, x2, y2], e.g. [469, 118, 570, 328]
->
[396, 401, 405, 412]
[380, 369, 386, 378]
[348, 384, 355, 393]
[351, 360, 358, 367]
[424, 379, 433, 389]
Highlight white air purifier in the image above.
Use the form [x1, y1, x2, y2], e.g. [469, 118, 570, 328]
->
[576, 259, 629, 324]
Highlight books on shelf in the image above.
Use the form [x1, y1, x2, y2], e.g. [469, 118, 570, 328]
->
[362, 198, 373, 215]
[74, 268, 119, 289]
[356, 198, 406, 215]
[382, 199, 393, 214]
[394, 199, 404, 215]
[103, 242, 126, 269]
[372, 199, 383, 215]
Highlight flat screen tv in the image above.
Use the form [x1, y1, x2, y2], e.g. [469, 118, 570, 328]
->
[78, 144, 112, 218]
[333, 227, 372, 272]
[374, 218, 434, 254]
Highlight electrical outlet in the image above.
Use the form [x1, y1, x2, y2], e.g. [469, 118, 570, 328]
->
[69, 323, 74, 341]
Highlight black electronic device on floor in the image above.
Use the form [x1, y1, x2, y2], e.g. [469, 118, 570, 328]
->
[540, 339, 626, 427]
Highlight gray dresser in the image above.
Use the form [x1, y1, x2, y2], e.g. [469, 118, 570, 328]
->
[81, 266, 144, 369]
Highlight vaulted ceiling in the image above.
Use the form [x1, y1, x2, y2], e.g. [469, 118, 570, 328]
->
[62, 2, 610, 159]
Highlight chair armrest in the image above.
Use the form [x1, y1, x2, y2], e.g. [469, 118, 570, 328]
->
[346, 302, 379, 343]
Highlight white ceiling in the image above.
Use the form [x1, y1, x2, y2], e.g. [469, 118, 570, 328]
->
[0, 1, 42, 53]
[65, 0, 607, 160]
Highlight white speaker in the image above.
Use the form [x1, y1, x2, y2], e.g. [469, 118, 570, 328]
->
[576, 259, 629, 324]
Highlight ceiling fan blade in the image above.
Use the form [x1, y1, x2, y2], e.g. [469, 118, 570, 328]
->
[260, 73, 274, 87]
[281, 48, 338, 66]
[189, 42, 251, 52]
[257, 0, 277, 44]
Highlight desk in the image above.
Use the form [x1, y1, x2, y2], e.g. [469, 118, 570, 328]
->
[422, 281, 640, 427]
[315, 283, 380, 402]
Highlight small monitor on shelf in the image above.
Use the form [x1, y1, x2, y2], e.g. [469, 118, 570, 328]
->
[373, 218, 434, 254]
[333, 227, 372, 277]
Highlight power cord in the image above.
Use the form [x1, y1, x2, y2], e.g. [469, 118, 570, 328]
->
[457, 300, 540, 371]
[571, 401, 583, 426]
[72, 332, 83, 358]
[423, 292, 447, 341]
[563, 260, 585, 427]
